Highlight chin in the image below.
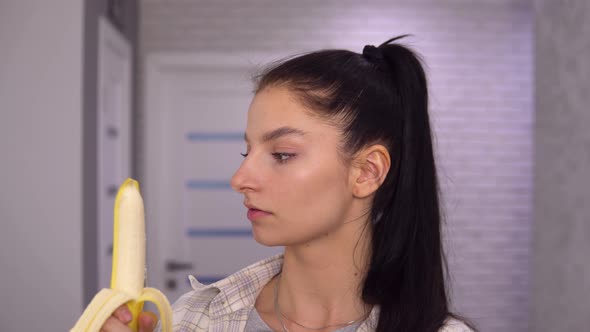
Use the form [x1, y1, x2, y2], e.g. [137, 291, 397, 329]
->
[252, 228, 318, 248]
[251, 229, 284, 247]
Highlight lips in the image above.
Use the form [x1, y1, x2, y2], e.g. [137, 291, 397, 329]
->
[244, 202, 272, 221]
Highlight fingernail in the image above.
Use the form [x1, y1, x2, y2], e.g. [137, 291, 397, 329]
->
[140, 314, 153, 326]
[118, 307, 131, 322]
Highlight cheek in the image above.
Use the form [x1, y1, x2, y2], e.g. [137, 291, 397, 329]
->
[272, 159, 351, 226]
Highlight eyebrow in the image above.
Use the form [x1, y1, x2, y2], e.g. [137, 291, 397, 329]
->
[244, 126, 307, 143]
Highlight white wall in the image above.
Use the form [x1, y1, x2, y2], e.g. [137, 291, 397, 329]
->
[0, 1, 83, 331]
[533, 1, 590, 330]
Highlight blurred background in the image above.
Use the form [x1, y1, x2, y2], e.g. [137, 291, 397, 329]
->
[0, 0, 588, 331]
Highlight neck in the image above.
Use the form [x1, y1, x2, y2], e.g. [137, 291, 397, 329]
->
[277, 213, 373, 329]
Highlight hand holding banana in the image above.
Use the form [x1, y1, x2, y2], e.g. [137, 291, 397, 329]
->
[71, 178, 173, 332]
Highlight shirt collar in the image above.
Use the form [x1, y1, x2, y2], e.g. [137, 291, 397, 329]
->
[189, 253, 284, 317]
[188, 252, 379, 328]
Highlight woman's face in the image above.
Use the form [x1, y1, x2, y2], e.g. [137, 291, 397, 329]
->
[230, 86, 357, 247]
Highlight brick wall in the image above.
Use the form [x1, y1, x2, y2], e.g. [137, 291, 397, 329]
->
[140, 1, 533, 331]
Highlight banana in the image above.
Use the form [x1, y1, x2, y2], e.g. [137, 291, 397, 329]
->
[71, 178, 173, 332]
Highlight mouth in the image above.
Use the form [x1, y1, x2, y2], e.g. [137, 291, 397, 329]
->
[244, 202, 272, 221]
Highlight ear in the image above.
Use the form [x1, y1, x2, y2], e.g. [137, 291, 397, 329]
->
[351, 144, 391, 198]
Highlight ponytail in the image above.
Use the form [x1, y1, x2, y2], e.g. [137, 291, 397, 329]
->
[361, 38, 448, 332]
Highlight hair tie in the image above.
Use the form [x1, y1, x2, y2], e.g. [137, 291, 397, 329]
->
[362, 45, 386, 66]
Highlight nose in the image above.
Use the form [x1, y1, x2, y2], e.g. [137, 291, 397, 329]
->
[230, 156, 256, 193]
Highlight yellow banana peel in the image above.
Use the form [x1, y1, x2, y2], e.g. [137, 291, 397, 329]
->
[71, 178, 173, 332]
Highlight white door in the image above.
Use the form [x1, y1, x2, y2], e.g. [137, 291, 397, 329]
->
[144, 54, 282, 303]
[97, 17, 132, 290]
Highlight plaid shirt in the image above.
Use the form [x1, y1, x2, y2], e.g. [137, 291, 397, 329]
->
[159, 253, 472, 332]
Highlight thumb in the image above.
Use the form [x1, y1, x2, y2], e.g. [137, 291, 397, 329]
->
[138, 311, 158, 332]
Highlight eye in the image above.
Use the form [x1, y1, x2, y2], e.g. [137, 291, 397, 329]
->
[240, 145, 251, 158]
[272, 152, 296, 164]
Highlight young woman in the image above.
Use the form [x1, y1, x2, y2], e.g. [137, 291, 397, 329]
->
[102, 36, 476, 332]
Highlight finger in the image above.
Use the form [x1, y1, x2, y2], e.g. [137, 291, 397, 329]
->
[138, 312, 158, 332]
[100, 316, 133, 332]
[113, 304, 133, 324]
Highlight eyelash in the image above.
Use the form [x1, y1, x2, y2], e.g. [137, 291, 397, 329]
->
[239, 152, 296, 164]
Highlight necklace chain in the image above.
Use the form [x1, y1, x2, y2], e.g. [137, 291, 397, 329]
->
[273, 273, 366, 332]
